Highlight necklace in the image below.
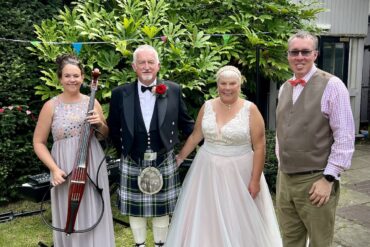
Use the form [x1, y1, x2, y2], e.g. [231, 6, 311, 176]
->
[219, 98, 237, 110]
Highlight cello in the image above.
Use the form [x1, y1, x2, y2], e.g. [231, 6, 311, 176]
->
[64, 68, 103, 234]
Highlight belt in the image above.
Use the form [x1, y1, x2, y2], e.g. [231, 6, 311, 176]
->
[287, 169, 324, 176]
[129, 148, 170, 164]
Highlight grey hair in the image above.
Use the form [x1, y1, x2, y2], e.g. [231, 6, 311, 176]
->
[288, 30, 318, 50]
[216, 65, 243, 84]
[132, 45, 160, 63]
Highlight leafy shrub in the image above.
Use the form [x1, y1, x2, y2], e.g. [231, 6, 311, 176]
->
[264, 130, 278, 193]
[0, 0, 64, 202]
[0, 106, 43, 203]
[0, 0, 63, 107]
[29, 0, 325, 116]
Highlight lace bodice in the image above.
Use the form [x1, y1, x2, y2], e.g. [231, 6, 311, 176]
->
[51, 95, 89, 142]
[202, 100, 251, 147]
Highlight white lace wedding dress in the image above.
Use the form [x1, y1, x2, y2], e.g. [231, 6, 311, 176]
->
[165, 100, 282, 247]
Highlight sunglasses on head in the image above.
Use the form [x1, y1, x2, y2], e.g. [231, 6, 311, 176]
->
[288, 50, 314, 57]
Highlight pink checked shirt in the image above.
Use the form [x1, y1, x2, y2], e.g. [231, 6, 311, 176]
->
[276, 65, 355, 180]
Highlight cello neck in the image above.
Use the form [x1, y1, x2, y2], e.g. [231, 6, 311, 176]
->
[77, 68, 101, 167]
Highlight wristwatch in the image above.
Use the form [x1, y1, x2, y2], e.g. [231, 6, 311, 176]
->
[324, 174, 336, 182]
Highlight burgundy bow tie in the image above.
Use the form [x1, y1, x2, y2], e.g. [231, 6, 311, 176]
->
[288, 78, 306, 87]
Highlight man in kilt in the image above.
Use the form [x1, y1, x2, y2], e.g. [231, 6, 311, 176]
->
[108, 45, 194, 247]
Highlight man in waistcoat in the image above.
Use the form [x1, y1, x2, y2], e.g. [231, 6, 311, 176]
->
[107, 45, 194, 247]
[275, 31, 355, 247]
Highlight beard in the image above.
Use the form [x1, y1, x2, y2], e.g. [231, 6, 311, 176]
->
[142, 74, 153, 82]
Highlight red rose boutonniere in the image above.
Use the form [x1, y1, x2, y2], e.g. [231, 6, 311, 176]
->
[152, 83, 168, 98]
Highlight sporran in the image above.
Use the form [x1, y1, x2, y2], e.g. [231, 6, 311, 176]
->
[138, 166, 163, 195]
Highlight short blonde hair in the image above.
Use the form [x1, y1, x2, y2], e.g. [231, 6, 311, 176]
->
[216, 65, 243, 84]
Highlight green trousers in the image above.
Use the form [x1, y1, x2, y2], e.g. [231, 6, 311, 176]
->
[276, 171, 340, 247]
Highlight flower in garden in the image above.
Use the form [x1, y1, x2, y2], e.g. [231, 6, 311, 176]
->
[161, 35, 167, 43]
[1, 105, 37, 121]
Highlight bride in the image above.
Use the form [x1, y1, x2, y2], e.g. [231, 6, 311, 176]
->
[165, 65, 282, 246]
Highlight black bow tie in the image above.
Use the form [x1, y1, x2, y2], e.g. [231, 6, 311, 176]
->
[141, 85, 153, 93]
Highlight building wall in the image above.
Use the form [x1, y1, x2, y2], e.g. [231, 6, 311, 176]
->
[289, 0, 368, 36]
[349, 38, 366, 132]
[315, 0, 368, 36]
[314, 0, 369, 131]
[361, 22, 370, 125]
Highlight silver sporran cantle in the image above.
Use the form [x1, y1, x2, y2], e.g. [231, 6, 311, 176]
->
[138, 166, 163, 195]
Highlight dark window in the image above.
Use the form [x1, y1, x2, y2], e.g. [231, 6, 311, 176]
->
[317, 36, 349, 86]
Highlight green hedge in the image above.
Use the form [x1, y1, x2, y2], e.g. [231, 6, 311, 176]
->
[29, 0, 324, 113]
[0, 106, 40, 202]
[0, 0, 64, 203]
[265, 130, 278, 193]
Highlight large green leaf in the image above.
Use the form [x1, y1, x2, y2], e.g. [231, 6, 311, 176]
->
[142, 25, 161, 39]
[96, 50, 121, 71]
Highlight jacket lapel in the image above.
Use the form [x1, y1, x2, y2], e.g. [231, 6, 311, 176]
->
[157, 80, 168, 128]
[122, 82, 136, 137]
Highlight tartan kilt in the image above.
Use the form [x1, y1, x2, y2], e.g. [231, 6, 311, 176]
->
[117, 151, 181, 217]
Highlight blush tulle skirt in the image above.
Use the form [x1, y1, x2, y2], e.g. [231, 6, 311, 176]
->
[166, 142, 282, 247]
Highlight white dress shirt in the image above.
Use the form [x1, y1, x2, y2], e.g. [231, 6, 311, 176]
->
[137, 80, 157, 132]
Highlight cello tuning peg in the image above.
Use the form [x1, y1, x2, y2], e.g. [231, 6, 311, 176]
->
[92, 68, 101, 77]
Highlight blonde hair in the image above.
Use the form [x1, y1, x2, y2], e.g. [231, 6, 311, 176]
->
[216, 65, 243, 84]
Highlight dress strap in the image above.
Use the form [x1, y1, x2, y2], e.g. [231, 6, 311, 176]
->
[50, 96, 61, 114]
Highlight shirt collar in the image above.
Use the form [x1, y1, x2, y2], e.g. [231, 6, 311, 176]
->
[292, 65, 317, 84]
[137, 79, 157, 94]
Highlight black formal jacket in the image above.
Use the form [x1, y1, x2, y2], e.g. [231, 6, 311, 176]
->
[107, 80, 194, 157]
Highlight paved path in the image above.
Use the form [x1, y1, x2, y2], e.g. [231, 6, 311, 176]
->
[334, 143, 370, 247]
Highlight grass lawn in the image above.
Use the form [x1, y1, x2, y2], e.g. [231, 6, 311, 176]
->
[0, 197, 155, 247]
